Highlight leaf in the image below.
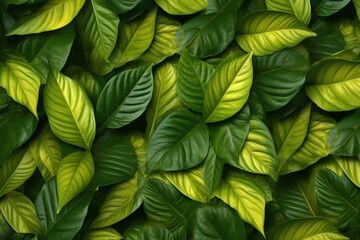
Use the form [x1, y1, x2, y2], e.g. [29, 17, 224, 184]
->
[0, 149, 36, 197]
[143, 227, 175, 240]
[215, 170, 266, 236]
[7, 0, 86, 35]
[237, 117, 278, 181]
[336, 156, 360, 188]
[146, 108, 209, 172]
[56, 151, 94, 212]
[201, 145, 224, 194]
[328, 112, 360, 157]
[236, 11, 316, 56]
[0, 191, 41, 234]
[0, 50, 41, 117]
[355, 0, 360, 21]
[267, 218, 349, 240]
[110, 8, 156, 68]
[177, 49, 213, 112]
[43, 67, 96, 150]
[203, 53, 253, 123]
[0, 88, 11, 112]
[265, 0, 311, 24]
[85, 227, 122, 240]
[106, 0, 142, 14]
[96, 65, 153, 131]
[155, 0, 207, 15]
[145, 62, 181, 139]
[252, 47, 310, 111]
[315, 169, 360, 229]
[312, 0, 351, 16]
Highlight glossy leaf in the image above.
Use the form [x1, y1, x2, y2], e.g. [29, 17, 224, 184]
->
[147, 108, 209, 172]
[265, 0, 311, 24]
[0, 191, 41, 234]
[203, 53, 253, 123]
[312, 0, 351, 16]
[56, 151, 94, 212]
[236, 11, 316, 56]
[336, 156, 360, 188]
[85, 227, 122, 240]
[106, 0, 142, 14]
[44, 67, 96, 149]
[0, 50, 41, 117]
[96, 65, 153, 130]
[155, 0, 207, 15]
[201, 145, 223, 194]
[7, 0, 86, 35]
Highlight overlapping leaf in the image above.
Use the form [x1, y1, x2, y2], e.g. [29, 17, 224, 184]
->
[155, 0, 207, 15]
[336, 156, 360, 188]
[201, 145, 224, 194]
[311, 0, 351, 16]
[85, 227, 122, 240]
[106, 0, 142, 14]
[265, 0, 311, 24]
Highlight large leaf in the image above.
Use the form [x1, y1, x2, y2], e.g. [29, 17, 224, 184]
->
[252, 47, 310, 111]
[0, 191, 41, 234]
[265, 0, 311, 24]
[56, 151, 94, 212]
[0, 50, 41, 117]
[146, 108, 209, 172]
[85, 227, 122, 240]
[44, 67, 96, 149]
[96, 65, 153, 131]
[215, 170, 266, 236]
[311, 0, 351, 16]
[0, 149, 36, 197]
[336, 156, 360, 188]
[236, 11, 316, 56]
[155, 0, 207, 15]
[145, 62, 181, 139]
[7, 0, 86, 35]
[315, 169, 360, 229]
[267, 218, 349, 240]
[305, 59, 360, 111]
[203, 53, 253, 123]
[177, 49, 213, 112]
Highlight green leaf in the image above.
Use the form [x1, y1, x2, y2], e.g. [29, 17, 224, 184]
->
[193, 206, 246, 240]
[85, 227, 122, 240]
[0, 50, 41, 117]
[56, 151, 94, 212]
[236, 11, 316, 56]
[267, 218, 349, 240]
[265, 0, 311, 24]
[237, 117, 278, 181]
[155, 0, 207, 15]
[145, 62, 181, 139]
[0, 191, 41, 234]
[142, 227, 174, 240]
[336, 156, 360, 188]
[252, 47, 310, 111]
[354, 0, 360, 21]
[106, 0, 142, 14]
[7, 0, 86, 35]
[311, 0, 351, 16]
[177, 49, 213, 112]
[315, 169, 360, 229]
[147, 108, 209, 172]
[111, 8, 156, 68]
[96, 65, 153, 130]
[0, 88, 11, 112]
[44, 67, 96, 149]
[328, 112, 360, 157]
[215, 169, 266, 236]
[203, 53, 253, 123]
[201, 145, 223, 194]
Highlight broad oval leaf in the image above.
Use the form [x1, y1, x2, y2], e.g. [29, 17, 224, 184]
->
[236, 11, 316, 56]
[306, 59, 360, 111]
[44, 68, 96, 149]
[155, 0, 207, 15]
[85, 227, 122, 240]
[0, 50, 41, 117]
[56, 151, 94, 212]
[203, 52, 253, 123]
[312, 0, 351, 16]
[147, 108, 209, 172]
[7, 0, 86, 35]
[0, 191, 41, 234]
[336, 156, 360, 188]
[265, 0, 311, 24]
[96, 65, 153, 131]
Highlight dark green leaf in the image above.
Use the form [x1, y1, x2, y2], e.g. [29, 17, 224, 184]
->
[0, 88, 11, 112]
[106, 0, 142, 14]
[202, 146, 223, 194]
[142, 227, 174, 240]
[311, 0, 351, 16]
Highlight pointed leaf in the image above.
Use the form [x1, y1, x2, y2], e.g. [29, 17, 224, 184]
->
[0, 50, 41, 117]
[265, 0, 311, 24]
[7, 0, 86, 35]
[203, 53, 253, 123]
[236, 11, 316, 56]
[96, 65, 153, 130]
[155, 0, 207, 15]
[336, 156, 360, 188]
[0, 191, 41, 234]
[312, 0, 351, 16]
[147, 108, 209, 172]
[85, 227, 122, 240]
[56, 151, 94, 212]
[44, 67, 96, 149]
[202, 145, 223, 194]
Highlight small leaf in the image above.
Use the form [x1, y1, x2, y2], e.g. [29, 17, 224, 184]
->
[0, 191, 41, 234]
[155, 0, 207, 15]
[44, 67, 96, 149]
[236, 11, 316, 56]
[56, 151, 94, 212]
[203, 53, 253, 123]
[7, 0, 86, 35]
[85, 227, 122, 240]
[265, 0, 311, 24]
[336, 156, 360, 188]
[312, 0, 351, 16]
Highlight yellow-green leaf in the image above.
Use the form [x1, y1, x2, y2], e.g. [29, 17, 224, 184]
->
[85, 227, 123, 240]
[236, 11, 316, 56]
[336, 156, 360, 188]
[265, 0, 311, 24]
[203, 52, 253, 123]
[155, 0, 207, 15]
[44, 67, 96, 149]
[7, 0, 86, 35]
[56, 151, 94, 212]
[0, 50, 41, 118]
